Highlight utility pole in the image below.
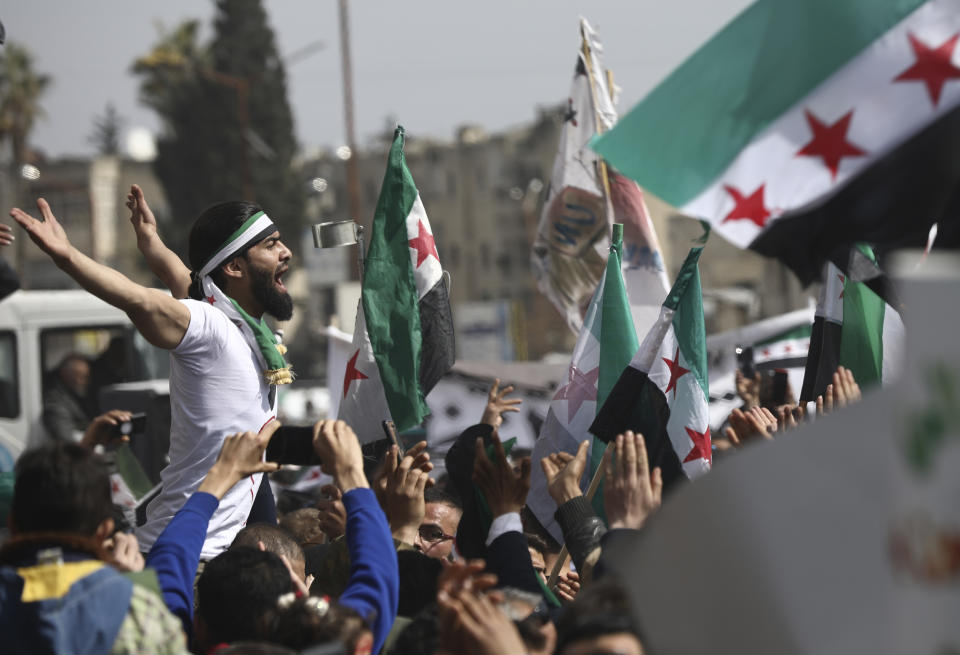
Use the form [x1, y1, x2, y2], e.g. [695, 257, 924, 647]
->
[338, 0, 364, 279]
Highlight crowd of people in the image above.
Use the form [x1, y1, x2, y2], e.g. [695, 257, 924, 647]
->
[0, 189, 863, 654]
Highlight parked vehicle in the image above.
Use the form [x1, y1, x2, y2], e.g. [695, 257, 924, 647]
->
[0, 289, 169, 470]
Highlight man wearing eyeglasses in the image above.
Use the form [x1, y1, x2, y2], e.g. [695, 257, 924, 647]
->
[414, 487, 462, 560]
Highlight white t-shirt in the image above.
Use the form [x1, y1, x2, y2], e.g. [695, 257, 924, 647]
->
[136, 299, 275, 559]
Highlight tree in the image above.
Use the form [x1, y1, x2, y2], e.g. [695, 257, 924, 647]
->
[0, 42, 52, 165]
[132, 2, 304, 255]
[88, 103, 124, 155]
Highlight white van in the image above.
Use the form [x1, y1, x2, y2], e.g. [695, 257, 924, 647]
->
[0, 289, 169, 469]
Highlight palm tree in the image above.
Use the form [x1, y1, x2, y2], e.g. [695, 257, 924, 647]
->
[0, 42, 51, 165]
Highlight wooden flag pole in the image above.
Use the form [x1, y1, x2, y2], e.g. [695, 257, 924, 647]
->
[546, 441, 613, 589]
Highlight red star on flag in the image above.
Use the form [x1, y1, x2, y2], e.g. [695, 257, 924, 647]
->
[796, 109, 867, 180]
[661, 346, 690, 399]
[408, 219, 440, 268]
[894, 32, 960, 107]
[838, 273, 846, 299]
[553, 365, 600, 422]
[762, 348, 771, 357]
[784, 344, 793, 353]
[342, 349, 369, 398]
[721, 184, 771, 228]
[206, 295, 216, 304]
[111, 480, 120, 494]
[683, 426, 712, 465]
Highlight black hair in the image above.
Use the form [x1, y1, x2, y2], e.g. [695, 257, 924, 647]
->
[524, 532, 550, 558]
[423, 486, 462, 511]
[554, 579, 643, 655]
[197, 546, 294, 645]
[390, 603, 439, 655]
[262, 596, 367, 653]
[12, 443, 112, 536]
[231, 522, 305, 564]
[396, 549, 443, 617]
[187, 200, 263, 297]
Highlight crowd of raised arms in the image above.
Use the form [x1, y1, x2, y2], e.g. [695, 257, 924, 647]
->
[0, 188, 861, 655]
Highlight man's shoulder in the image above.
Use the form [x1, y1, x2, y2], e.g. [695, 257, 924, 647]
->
[174, 299, 241, 354]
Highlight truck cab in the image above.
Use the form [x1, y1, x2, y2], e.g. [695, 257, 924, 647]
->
[0, 289, 170, 469]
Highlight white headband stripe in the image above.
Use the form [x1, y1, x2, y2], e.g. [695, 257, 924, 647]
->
[199, 213, 276, 278]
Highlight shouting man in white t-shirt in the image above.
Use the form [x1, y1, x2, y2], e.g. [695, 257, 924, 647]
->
[10, 188, 294, 559]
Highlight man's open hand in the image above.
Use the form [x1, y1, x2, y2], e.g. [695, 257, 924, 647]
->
[604, 431, 662, 530]
[199, 420, 281, 499]
[0, 223, 13, 247]
[473, 430, 531, 518]
[480, 378, 522, 429]
[10, 198, 73, 264]
[540, 439, 589, 507]
[127, 184, 158, 243]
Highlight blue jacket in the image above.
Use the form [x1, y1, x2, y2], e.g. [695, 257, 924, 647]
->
[339, 487, 399, 655]
[0, 546, 133, 654]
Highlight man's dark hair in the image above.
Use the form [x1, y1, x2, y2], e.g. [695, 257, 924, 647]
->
[197, 547, 294, 645]
[423, 486, 462, 511]
[231, 522, 305, 565]
[554, 579, 643, 655]
[188, 200, 263, 293]
[396, 549, 442, 617]
[524, 532, 550, 558]
[12, 443, 111, 535]
[390, 603, 439, 655]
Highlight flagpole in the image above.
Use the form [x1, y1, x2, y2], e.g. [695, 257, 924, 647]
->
[546, 441, 613, 589]
[580, 19, 614, 223]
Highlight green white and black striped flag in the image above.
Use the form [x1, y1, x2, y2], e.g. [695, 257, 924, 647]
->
[591, 246, 711, 488]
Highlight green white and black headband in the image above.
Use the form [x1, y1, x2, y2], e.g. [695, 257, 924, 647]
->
[194, 210, 293, 385]
[198, 211, 277, 279]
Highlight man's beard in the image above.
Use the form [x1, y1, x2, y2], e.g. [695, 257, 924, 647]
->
[249, 263, 293, 321]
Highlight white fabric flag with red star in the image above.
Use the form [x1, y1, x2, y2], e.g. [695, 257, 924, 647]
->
[591, 246, 711, 489]
[337, 126, 454, 443]
[533, 18, 670, 334]
[593, 0, 960, 286]
[528, 226, 639, 542]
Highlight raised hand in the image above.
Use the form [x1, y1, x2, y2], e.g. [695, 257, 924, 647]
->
[380, 447, 431, 544]
[127, 184, 158, 242]
[437, 583, 527, 655]
[735, 369, 762, 408]
[198, 420, 282, 499]
[473, 430, 531, 518]
[372, 440, 432, 505]
[540, 439, 589, 506]
[724, 406, 778, 445]
[480, 378, 523, 429]
[10, 198, 73, 263]
[316, 484, 346, 541]
[604, 431, 662, 530]
[0, 223, 13, 247]
[312, 419, 367, 492]
[80, 409, 134, 449]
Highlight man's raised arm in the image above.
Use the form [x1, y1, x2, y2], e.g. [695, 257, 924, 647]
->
[10, 197, 190, 350]
[127, 184, 192, 299]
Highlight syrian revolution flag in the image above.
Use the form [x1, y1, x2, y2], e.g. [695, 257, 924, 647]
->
[528, 225, 638, 542]
[799, 246, 904, 402]
[533, 18, 669, 334]
[338, 126, 455, 442]
[592, 0, 960, 285]
[591, 246, 711, 488]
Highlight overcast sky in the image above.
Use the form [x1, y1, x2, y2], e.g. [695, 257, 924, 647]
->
[4, 0, 753, 158]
